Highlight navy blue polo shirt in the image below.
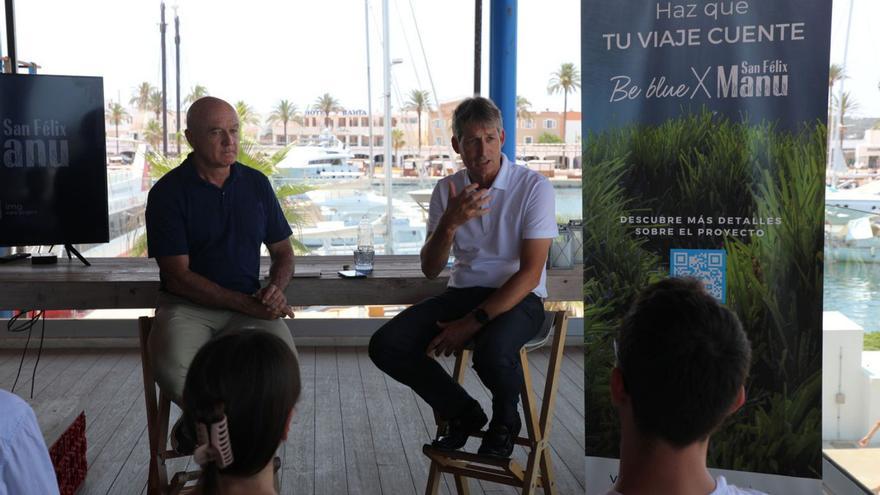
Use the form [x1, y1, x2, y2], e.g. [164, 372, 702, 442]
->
[145, 156, 292, 295]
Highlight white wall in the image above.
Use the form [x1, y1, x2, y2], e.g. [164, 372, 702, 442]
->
[822, 311, 867, 441]
[864, 370, 880, 446]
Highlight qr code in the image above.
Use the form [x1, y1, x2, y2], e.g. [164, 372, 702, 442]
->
[669, 249, 727, 303]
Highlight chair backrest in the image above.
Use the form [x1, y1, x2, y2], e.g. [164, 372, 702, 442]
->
[523, 310, 563, 352]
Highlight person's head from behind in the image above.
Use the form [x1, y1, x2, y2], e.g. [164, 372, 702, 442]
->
[183, 331, 300, 493]
[611, 277, 751, 449]
[184, 96, 240, 170]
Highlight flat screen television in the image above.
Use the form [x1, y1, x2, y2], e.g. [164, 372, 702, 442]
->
[0, 74, 109, 248]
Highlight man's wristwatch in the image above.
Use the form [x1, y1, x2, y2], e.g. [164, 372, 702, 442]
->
[471, 307, 491, 326]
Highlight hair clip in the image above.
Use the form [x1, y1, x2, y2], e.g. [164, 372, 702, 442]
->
[194, 415, 234, 469]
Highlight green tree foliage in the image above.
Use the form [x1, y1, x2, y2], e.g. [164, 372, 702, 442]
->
[130, 82, 155, 111]
[312, 93, 342, 128]
[405, 89, 431, 154]
[105, 101, 130, 154]
[547, 62, 581, 143]
[268, 100, 301, 145]
[235, 101, 260, 127]
[833, 92, 858, 147]
[185, 84, 209, 106]
[148, 89, 164, 121]
[516, 96, 533, 123]
[144, 120, 163, 150]
[392, 128, 406, 165]
[537, 132, 563, 144]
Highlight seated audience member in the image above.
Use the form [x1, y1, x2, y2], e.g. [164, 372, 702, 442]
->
[606, 278, 765, 495]
[0, 389, 60, 495]
[182, 331, 300, 495]
[858, 419, 880, 447]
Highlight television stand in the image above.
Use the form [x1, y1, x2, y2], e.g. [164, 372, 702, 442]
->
[64, 244, 91, 267]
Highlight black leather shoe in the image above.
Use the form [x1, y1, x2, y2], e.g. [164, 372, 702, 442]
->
[432, 404, 488, 451]
[477, 418, 521, 458]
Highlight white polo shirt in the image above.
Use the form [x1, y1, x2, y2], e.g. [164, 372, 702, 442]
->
[427, 154, 557, 297]
[603, 475, 767, 495]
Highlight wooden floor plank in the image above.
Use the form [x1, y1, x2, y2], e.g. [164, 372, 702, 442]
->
[554, 347, 586, 393]
[383, 370, 452, 495]
[527, 350, 585, 444]
[412, 387, 462, 495]
[79, 388, 147, 494]
[357, 346, 417, 494]
[529, 350, 585, 420]
[79, 351, 139, 434]
[85, 354, 145, 465]
[0, 348, 72, 398]
[314, 346, 348, 495]
[564, 346, 585, 371]
[524, 350, 586, 492]
[106, 413, 151, 495]
[0, 348, 31, 385]
[28, 349, 111, 443]
[281, 346, 316, 495]
[336, 347, 383, 495]
[16, 345, 586, 495]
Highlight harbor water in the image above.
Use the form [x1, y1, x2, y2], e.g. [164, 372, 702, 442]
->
[824, 261, 880, 334]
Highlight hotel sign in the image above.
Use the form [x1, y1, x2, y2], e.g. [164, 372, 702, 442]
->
[304, 109, 368, 116]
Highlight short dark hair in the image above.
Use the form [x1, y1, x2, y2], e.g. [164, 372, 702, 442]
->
[183, 331, 300, 491]
[617, 277, 751, 447]
[452, 96, 503, 140]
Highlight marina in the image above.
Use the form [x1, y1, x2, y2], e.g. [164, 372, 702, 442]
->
[82, 139, 584, 259]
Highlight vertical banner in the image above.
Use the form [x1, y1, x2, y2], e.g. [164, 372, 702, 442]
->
[582, 1, 831, 493]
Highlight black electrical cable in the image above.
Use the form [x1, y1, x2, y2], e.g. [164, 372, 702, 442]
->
[7, 309, 46, 399]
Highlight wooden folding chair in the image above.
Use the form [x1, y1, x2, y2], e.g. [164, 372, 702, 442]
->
[423, 310, 569, 495]
[138, 316, 200, 495]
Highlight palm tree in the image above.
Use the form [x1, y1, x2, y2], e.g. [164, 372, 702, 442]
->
[130, 82, 154, 111]
[828, 64, 846, 140]
[405, 89, 431, 154]
[144, 120, 163, 150]
[268, 99, 301, 145]
[833, 92, 859, 147]
[392, 129, 406, 167]
[828, 64, 845, 90]
[516, 96, 534, 125]
[148, 89, 164, 121]
[105, 101, 130, 154]
[185, 84, 209, 106]
[547, 62, 581, 144]
[312, 93, 342, 128]
[234, 101, 260, 127]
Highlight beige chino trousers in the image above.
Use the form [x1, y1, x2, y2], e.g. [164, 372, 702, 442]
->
[148, 292, 298, 404]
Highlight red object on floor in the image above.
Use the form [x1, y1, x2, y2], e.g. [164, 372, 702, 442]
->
[48, 412, 87, 495]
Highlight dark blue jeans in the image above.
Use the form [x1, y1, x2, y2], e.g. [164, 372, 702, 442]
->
[368, 287, 544, 427]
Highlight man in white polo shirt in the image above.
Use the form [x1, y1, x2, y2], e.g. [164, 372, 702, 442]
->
[369, 96, 557, 458]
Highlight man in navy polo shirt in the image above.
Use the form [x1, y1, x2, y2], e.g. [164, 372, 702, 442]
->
[369, 97, 557, 458]
[145, 97, 297, 416]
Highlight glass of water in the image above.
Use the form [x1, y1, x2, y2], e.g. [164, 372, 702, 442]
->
[354, 247, 374, 274]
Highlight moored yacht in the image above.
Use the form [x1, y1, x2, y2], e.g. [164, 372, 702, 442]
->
[274, 131, 362, 180]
